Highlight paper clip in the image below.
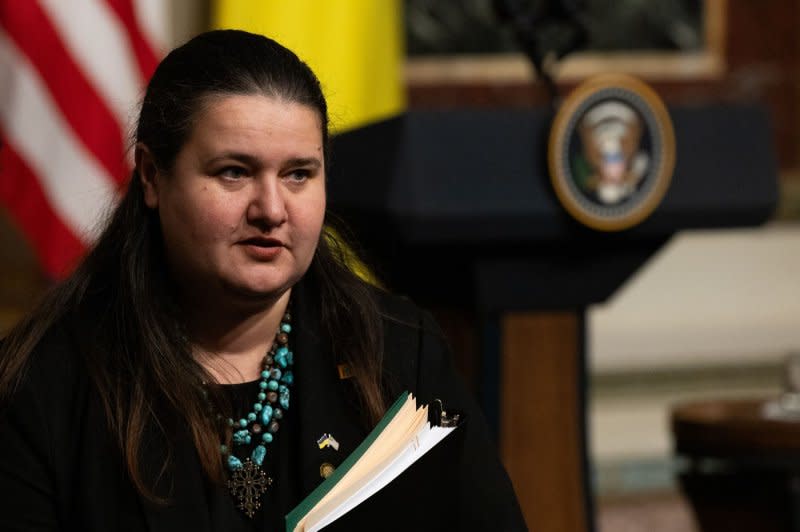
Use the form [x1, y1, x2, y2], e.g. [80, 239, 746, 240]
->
[430, 398, 461, 427]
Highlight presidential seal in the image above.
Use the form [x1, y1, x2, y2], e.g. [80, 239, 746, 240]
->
[548, 74, 675, 231]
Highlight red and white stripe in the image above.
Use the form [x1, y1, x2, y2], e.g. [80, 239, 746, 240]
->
[0, 0, 165, 277]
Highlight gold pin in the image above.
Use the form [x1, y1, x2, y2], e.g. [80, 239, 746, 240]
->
[320, 462, 336, 479]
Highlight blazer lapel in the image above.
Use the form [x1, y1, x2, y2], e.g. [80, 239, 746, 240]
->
[291, 280, 369, 497]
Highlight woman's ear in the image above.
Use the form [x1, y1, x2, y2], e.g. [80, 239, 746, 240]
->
[136, 143, 160, 208]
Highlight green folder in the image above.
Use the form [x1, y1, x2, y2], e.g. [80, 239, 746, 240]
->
[285, 391, 410, 531]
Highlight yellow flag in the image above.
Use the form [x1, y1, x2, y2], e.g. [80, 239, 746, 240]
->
[212, 0, 406, 133]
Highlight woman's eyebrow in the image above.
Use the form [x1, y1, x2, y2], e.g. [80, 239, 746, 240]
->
[207, 152, 261, 166]
[206, 154, 321, 169]
[285, 157, 322, 169]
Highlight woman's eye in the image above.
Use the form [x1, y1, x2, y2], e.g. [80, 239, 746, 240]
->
[218, 166, 247, 180]
[286, 169, 311, 183]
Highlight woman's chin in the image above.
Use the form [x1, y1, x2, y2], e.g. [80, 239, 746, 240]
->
[222, 277, 293, 305]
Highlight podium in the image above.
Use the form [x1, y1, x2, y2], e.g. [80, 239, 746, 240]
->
[327, 104, 778, 531]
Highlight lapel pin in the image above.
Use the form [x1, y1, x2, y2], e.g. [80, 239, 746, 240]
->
[337, 363, 353, 379]
[320, 462, 336, 479]
[316, 433, 340, 451]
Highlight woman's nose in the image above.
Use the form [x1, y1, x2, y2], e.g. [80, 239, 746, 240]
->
[247, 177, 287, 228]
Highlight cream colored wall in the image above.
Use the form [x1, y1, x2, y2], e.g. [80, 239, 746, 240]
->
[590, 222, 800, 374]
[588, 222, 800, 486]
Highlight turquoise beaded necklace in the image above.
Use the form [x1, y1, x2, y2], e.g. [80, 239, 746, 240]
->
[221, 308, 294, 518]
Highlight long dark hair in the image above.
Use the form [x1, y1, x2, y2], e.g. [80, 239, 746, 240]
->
[0, 30, 385, 500]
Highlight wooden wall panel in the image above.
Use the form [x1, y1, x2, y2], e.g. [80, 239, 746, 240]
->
[501, 312, 586, 532]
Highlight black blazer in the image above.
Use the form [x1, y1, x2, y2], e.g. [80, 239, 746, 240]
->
[0, 281, 526, 531]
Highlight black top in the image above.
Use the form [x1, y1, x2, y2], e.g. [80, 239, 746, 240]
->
[0, 279, 526, 531]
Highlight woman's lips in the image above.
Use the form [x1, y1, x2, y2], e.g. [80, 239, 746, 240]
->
[239, 237, 284, 260]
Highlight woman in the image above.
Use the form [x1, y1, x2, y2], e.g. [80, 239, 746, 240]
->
[0, 30, 525, 531]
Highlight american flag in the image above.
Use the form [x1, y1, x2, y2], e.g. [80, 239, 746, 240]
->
[0, 0, 165, 278]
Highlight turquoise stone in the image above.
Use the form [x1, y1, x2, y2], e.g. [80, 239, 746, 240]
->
[270, 368, 282, 380]
[254, 403, 262, 412]
[239, 418, 248, 427]
[281, 371, 294, 385]
[247, 412, 256, 422]
[233, 429, 250, 444]
[281, 323, 292, 333]
[275, 347, 289, 368]
[280, 393, 289, 410]
[227, 455, 243, 471]
[258, 392, 266, 401]
[267, 380, 279, 391]
[261, 370, 270, 379]
[260, 404, 273, 425]
[252, 445, 266, 466]
[273, 408, 283, 420]
[259, 381, 268, 389]
[287, 351, 294, 365]
[262, 433, 273, 443]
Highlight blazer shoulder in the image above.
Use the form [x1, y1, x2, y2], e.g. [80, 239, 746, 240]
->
[367, 286, 452, 398]
[369, 286, 445, 340]
[26, 320, 84, 387]
[370, 286, 418, 319]
[1, 317, 89, 427]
